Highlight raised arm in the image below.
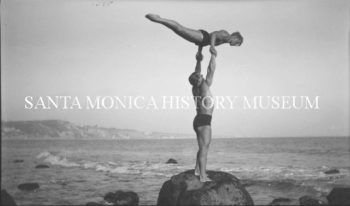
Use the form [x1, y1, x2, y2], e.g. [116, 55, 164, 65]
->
[195, 46, 203, 73]
[205, 50, 217, 87]
[209, 30, 231, 54]
[209, 33, 217, 56]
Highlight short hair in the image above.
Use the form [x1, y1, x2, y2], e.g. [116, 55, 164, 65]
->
[231, 32, 243, 45]
[188, 72, 200, 86]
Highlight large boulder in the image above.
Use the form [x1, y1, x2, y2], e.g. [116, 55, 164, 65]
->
[35, 164, 50, 169]
[166, 158, 178, 164]
[85, 202, 105, 206]
[269, 197, 293, 205]
[104, 190, 139, 205]
[1, 190, 17, 206]
[157, 170, 253, 205]
[324, 169, 339, 175]
[17, 183, 39, 191]
[299, 195, 326, 205]
[327, 187, 350, 205]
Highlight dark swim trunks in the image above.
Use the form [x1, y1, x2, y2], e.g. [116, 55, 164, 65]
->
[193, 114, 212, 130]
[196, 29, 210, 46]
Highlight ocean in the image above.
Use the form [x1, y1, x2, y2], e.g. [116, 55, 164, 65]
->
[2, 137, 350, 205]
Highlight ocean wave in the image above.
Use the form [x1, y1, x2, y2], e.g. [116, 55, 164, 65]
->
[218, 165, 350, 182]
[37, 151, 79, 167]
[36, 151, 181, 176]
[241, 179, 298, 190]
[36, 151, 52, 159]
[241, 178, 336, 196]
[36, 151, 350, 189]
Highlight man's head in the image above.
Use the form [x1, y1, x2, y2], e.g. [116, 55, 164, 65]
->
[229, 32, 243, 46]
[189, 72, 203, 87]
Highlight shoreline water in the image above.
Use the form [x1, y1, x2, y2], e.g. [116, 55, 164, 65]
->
[2, 137, 350, 205]
[2, 135, 349, 140]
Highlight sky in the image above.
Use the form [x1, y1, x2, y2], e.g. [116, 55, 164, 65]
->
[1, 0, 349, 137]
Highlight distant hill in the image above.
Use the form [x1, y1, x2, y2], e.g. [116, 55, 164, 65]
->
[1, 120, 193, 140]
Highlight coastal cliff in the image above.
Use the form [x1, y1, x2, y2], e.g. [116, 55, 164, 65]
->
[1, 120, 191, 140]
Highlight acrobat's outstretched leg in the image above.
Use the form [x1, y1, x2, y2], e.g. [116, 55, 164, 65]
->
[146, 14, 205, 45]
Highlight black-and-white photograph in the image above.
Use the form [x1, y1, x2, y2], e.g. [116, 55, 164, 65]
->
[1, 0, 350, 205]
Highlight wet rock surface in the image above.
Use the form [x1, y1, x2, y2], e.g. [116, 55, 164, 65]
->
[327, 187, 350, 205]
[299, 195, 326, 205]
[157, 170, 253, 205]
[17, 183, 39, 191]
[1, 190, 17, 206]
[35, 164, 50, 169]
[324, 169, 339, 175]
[166, 158, 178, 164]
[104, 190, 139, 205]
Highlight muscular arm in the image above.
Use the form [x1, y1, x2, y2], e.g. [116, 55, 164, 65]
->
[195, 46, 203, 73]
[210, 32, 217, 48]
[195, 57, 201, 73]
[205, 53, 216, 87]
[209, 32, 218, 55]
[209, 30, 229, 54]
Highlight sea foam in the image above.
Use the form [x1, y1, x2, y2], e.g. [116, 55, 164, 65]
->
[36, 151, 180, 176]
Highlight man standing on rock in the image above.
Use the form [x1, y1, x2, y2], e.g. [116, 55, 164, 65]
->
[189, 46, 217, 182]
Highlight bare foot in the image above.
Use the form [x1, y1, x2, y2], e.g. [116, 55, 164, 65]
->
[194, 168, 200, 176]
[199, 175, 212, 183]
[145, 13, 161, 22]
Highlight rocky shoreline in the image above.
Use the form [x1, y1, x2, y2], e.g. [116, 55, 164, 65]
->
[2, 166, 350, 206]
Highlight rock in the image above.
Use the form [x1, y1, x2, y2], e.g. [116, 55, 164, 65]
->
[104, 192, 116, 202]
[85, 202, 104, 206]
[13, 159, 24, 163]
[269, 197, 292, 205]
[166, 158, 178, 164]
[157, 170, 253, 206]
[299, 196, 326, 205]
[327, 187, 350, 205]
[17, 183, 39, 191]
[35, 164, 50, 169]
[1, 190, 17, 206]
[324, 169, 339, 175]
[104, 190, 139, 205]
